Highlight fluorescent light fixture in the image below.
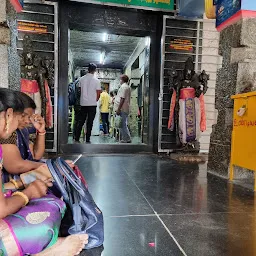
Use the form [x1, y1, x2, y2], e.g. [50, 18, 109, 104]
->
[102, 33, 107, 42]
[145, 37, 151, 47]
[100, 51, 105, 64]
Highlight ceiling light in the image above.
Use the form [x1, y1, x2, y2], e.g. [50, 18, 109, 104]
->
[102, 33, 107, 42]
[145, 37, 151, 47]
[100, 51, 106, 64]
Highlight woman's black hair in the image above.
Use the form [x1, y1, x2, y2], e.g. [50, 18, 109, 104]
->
[0, 88, 24, 113]
[15, 91, 36, 110]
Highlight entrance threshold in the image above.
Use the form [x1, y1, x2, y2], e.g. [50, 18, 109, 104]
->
[60, 144, 152, 154]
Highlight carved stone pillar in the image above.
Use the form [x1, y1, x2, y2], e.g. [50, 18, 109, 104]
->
[0, 0, 20, 89]
[208, 18, 256, 178]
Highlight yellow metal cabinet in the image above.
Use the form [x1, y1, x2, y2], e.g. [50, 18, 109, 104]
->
[230, 91, 256, 190]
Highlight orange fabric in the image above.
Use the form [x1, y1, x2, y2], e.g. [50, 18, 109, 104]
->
[199, 93, 206, 132]
[180, 88, 195, 99]
[21, 79, 39, 94]
[45, 81, 53, 128]
[168, 89, 176, 130]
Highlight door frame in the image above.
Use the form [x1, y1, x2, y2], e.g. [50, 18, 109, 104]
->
[58, 1, 164, 154]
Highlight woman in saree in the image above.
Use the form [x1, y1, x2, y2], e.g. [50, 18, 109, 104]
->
[1, 92, 85, 187]
[0, 92, 45, 178]
[0, 88, 88, 256]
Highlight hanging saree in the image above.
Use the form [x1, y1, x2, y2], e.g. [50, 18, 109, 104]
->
[21, 79, 42, 116]
[178, 88, 201, 144]
[0, 145, 66, 256]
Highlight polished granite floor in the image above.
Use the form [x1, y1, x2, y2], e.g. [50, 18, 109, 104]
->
[68, 135, 142, 144]
[69, 154, 256, 256]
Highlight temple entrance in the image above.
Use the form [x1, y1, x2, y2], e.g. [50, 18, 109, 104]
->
[58, 1, 163, 154]
[67, 31, 151, 146]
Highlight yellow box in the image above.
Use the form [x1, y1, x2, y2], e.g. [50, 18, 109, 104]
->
[230, 91, 256, 191]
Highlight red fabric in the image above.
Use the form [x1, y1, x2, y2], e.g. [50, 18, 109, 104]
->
[168, 89, 176, 130]
[10, 0, 23, 12]
[21, 79, 39, 93]
[199, 93, 206, 132]
[73, 166, 88, 189]
[180, 88, 195, 99]
[45, 81, 53, 128]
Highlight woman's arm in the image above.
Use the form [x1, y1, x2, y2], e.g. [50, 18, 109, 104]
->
[30, 115, 46, 160]
[33, 132, 45, 160]
[0, 179, 50, 219]
[2, 144, 43, 174]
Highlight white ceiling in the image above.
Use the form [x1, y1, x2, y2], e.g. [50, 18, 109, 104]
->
[69, 30, 143, 69]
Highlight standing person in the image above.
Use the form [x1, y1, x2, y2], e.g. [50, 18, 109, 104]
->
[100, 86, 111, 135]
[72, 76, 81, 141]
[114, 75, 131, 143]
[74, 63, 101, 143]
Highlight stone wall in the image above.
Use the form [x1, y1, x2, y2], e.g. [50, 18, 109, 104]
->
[199, 20, 220, 152]
[208, 18, 256, 178]
[0, 0, 10, 89]
[7, 0, 20, 90]
[0, 1, 20, 90]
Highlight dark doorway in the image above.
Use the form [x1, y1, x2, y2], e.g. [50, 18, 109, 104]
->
[58, 1, 164, 154]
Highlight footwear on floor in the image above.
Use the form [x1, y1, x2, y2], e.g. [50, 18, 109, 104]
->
[120, 140, 132, 143]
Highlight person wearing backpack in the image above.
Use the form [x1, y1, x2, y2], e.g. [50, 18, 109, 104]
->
[74, 64, 101, 143]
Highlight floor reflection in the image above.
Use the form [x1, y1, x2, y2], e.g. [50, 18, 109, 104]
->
[71, 155, 256, 256]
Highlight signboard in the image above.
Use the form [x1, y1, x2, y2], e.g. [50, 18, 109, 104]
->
[10, 0, 24, 12]
[170, 39, 193, 51]
[216, 0, 241, 28]
[18, 21, 48, 33]
[88, 0, 174, 10]
[216, 0, 256, 31]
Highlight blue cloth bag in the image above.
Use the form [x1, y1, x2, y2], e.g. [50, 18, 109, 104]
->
[47, 157, 104, 249]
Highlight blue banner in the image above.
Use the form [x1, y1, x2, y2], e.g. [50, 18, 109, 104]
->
[216, 0, 241, 27]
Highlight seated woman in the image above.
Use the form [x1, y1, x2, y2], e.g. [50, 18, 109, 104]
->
[0, 92, 46, 178]
[0, 89, 88, 256]
[2, 92, 85, 188]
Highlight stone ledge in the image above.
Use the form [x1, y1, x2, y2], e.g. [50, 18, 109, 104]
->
[0, 25, 10, 45]
[231, 48, 256, 63]
[170, 153, 208, 163]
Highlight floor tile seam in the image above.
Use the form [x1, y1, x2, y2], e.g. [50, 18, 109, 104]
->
[123, 167, 187, 256]
[108, 214, 156, 218]
[158, 212, 251, 216]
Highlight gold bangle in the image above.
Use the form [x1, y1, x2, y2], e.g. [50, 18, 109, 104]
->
[12, 192, 29, 206]
[38, 132, 46, 136]
[10, 179, 19, 189]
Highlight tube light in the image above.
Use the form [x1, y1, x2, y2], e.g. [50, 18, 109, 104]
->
[102, 33, 107, 42]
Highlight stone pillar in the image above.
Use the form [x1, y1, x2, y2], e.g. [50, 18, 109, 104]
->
[0, 0, 20, 90]
[208, 18, 256, 178]
[0, 0, 10, 88]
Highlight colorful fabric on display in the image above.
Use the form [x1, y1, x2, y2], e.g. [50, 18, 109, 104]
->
[168, 89, 176, 131]
[179, 97, 201, 144]
[21, 79, 42, 116]
[199, 93, 206, 132]
[45, 80, 53, 128]
[184, 98, 197, 142]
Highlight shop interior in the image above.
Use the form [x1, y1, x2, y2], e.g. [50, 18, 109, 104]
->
[67, 30, 151, 145]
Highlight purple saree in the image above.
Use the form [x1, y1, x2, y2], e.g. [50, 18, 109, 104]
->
[0, 145, 66, 256]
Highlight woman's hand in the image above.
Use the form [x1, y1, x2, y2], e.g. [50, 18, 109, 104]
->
[30, 114, 46, 133]
[65, 160, 75, 169]
[23, 179, 52, 200]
